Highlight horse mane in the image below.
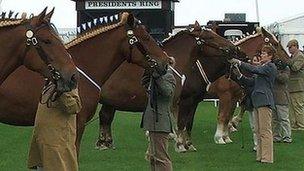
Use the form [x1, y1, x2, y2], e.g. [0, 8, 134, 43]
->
[162, 29, 190, 45]
[0, 11, 26, 28]
[233, 32, 261, 46]
[162, 27, 227, 46]
[65, 12, 129, 49]
[233, 27, 280, 46]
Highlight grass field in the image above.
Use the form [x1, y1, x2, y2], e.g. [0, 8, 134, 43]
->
[0, 102, 303, 171]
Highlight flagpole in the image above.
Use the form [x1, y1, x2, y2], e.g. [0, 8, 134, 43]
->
[255, 0, 260, 22]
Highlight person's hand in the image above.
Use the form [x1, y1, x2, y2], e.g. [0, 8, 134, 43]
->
[232, 67, 242, 79]
[152, 70, 162, 79]
[228, 58, 241, 66]
[273, 59, 288, 70]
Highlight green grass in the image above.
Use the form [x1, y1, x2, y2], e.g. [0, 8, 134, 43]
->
[0, 102, 303, 170]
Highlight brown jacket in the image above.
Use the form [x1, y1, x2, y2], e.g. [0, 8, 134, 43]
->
[28, 88, 82, 171]
[287, 50, 304, 92]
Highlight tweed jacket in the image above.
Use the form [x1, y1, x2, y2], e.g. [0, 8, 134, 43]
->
[286, 50, 304, 92]
[141, 69, 176, 133]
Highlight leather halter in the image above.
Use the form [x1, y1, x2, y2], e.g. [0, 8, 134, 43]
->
[24, 22, 61, 81]
[190, 32, 240, 91]
[126, 27, 158, 68]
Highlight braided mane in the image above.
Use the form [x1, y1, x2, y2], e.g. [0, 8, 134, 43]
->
[65, 12, 129, 49]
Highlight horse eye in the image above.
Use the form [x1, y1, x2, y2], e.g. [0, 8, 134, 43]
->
[143, 36, 150, 41]
[42, 39, 52, 44]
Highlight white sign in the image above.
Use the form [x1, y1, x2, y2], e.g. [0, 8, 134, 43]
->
[85, 1, 162, 10]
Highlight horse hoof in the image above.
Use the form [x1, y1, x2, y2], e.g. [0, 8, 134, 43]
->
[175, 144, 187, 153]
[96, 144, 116, 150]
[187, 144, 197, 152]
[214, 137, 226, 144]
[229, 126, 238, 132]
[169, 133, 176, 140]
[224, 137, 233, 143]
[95, 139, 114, 150]
[231, 117, 241, 128]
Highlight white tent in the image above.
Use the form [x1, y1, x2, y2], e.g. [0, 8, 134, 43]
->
[267, 13, 304, 54]
[0, 0, 2, 13]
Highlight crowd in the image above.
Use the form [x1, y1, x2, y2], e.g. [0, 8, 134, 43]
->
[229, 39, 304, 164]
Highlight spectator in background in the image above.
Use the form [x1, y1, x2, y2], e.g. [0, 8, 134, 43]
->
[285, 39, 304, 131]
[272, 59, 292, 143]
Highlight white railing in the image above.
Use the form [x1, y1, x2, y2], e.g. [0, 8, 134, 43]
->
[203, 99, 239, 107]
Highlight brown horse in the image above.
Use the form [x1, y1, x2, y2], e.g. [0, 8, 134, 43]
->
[0, 8, 77, 92]
[208, 27, 290, 145]
[0, 12, 169, 155]
[94, 22, 246, 152]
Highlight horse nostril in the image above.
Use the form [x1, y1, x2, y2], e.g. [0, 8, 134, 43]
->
[69, 74, 77, 89]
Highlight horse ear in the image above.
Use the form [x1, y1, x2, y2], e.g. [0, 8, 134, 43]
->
[261, 27, 269, 36]
[256, 27, 262, 34]
[44, 7, 55, 22]
[37, 7, 48, 25]
[194, 21, 201, 31]
[127, 13, 135, 28]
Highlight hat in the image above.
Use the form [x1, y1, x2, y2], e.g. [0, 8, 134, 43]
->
[287, 39, 298, 47]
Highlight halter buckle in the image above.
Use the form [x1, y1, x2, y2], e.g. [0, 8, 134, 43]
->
[129, 36, 138, 45]
[52, 71, 61, 81]
[31, 37, 38, 46]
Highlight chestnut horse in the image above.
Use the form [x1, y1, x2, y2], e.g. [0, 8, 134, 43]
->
[94, 22, 246, 152]
[0, 8, 77, 92]
[207, 27, 289, 145]
[0, 12, 169, 155]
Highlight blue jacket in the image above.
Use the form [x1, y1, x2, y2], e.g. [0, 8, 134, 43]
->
[239, 62, 277, 109]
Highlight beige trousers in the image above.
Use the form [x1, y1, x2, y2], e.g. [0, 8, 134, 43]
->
[146, 132, 172, 171]
[289, 92, 304, 129]
[254, 107, 273, 163]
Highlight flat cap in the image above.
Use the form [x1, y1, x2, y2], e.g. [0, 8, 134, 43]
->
[287, 39, 298, 47]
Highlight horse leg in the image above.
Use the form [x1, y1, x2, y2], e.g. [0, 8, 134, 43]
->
[175, 98, 196, 153]
[168, 100, 179, 141]
[230, 105, 246, 129]
[95, 104, 116, 150]
[184, 102, 199, 152]
[222, 100, 238, 143]
[214, 92, 234, 144]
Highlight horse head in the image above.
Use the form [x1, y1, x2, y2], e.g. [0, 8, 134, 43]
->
[0, 7, 77, 93]
[259, 27, 289, 60]
[122, 12, 169, 75]
[235, 27, 289, 62]
[188, 21, 247, 82]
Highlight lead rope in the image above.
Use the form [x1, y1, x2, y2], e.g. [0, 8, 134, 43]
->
[168, 66, 186, 86]
[195, 60, 211, 92]
[39, 80, 58, 108]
